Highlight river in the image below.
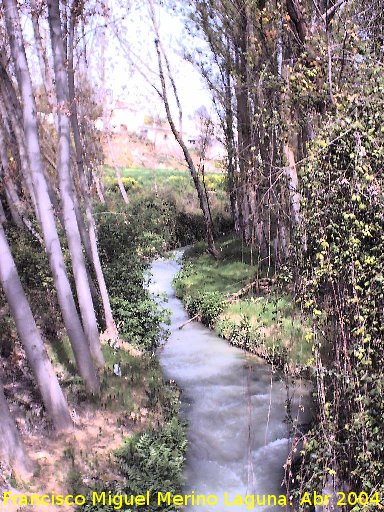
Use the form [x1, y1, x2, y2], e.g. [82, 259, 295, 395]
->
[149, 253, 310, 512]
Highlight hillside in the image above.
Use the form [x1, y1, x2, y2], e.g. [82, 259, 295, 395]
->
[104, 132, 223, 173]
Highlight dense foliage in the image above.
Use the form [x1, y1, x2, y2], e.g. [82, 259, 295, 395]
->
[96, 204, 169, 351]
[80, 379, 187, 512]
[292, 92, 384, 506]
[103, 179, 233, 250]
[114, 417, 187, 511]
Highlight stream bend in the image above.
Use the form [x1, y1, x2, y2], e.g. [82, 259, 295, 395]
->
[149, 254, 310, 512]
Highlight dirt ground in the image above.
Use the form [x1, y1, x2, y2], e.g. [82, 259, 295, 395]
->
[104, 132, 222, 173]
[0, 339, 152, 512]
[0, 391, 152, 512]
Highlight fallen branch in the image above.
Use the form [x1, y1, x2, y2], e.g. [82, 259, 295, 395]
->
[227, 278, 274, 302]
[178, 314, 199, 330]
[227, 281, 258, 303]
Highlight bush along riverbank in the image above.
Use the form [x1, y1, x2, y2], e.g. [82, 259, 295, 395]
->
[73, 207, 189, 512]
[173, 237, 314, 376]
[0, 200, 188, 508]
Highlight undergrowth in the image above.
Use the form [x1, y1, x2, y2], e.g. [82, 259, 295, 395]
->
[79, 376, 187, 512]
[174, 237, 312, 370]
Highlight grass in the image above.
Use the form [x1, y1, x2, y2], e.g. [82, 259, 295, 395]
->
[174, 237, 313, 369]
[176, 254, 255, 296]
[48, 336, 164, 414]
[103, 166, 227, 203]
[221, 298, 312, 366]
[174, 237, 258, 296]
[104, 167, 192, 193]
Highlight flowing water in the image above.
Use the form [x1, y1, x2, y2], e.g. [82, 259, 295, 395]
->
[149, 253, 311, 512]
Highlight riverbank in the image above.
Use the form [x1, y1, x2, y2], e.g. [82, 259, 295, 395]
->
[0, 207, 188, 512]
[173, 238, 313, 376]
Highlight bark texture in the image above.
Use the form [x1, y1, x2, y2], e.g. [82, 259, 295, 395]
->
[47, 0, 104, 368]
[3, 0, 100, 394]
[0, 377, 35, 478]
[0, 214, 73, 432]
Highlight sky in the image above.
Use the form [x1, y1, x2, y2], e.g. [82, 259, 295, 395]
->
[96, 0, 213, 122]
[20, 0, 215, 131]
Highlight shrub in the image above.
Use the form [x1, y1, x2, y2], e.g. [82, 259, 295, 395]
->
[114, 417, 187, 511]
[184, 291, 225, 327]
[294, 94, 384, 500]
[111, 297, 169, 351]
[96, 205, 169, 350]
[104, 176, 140, 192]
[80, 381, 187, 512]
[216, 315, 259, 351]
[203, 173, 225, 191]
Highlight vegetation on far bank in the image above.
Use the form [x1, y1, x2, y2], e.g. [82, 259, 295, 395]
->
[173, 238, 313, 372]
[101, 166, 233, 251]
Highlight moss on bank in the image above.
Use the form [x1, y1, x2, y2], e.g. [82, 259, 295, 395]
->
[173, 237, 313, 373]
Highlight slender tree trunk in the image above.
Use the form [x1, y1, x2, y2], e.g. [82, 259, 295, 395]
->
[153, 38, 220, 258]
[223, 64, 239, 232]
[93, 168, 107, 204]
[30, 0, 56, 115]
[281, 62, 301, 228]
[0, 125, 43, 242]
[3, 0, 100, 394]
[3, 184, 23, 227]
[0, 62, 39, 217]
[107, 135, 129, 204]
[0, 377, 35, 479]
[47, 0, 104, 368]
[68, 6, 118, 338]
[283, 142, 301, 225]
[0, 212, 73, 432]
[73, 189, 93, 259]
[0, 156, 23, 228]
[71, 190, 101, 305]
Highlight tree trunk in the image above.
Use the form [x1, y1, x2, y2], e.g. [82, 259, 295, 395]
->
[72, 191, 101, 301]
[3, 0, 100, 394]
[223, 63, 239, 232]
[0, 139, 23, 228]
[93, 168, 107, 204]
[68, 5, 118, 339]
[107, 135, 129, 204]
[283, 142, 301, 225]
[0, 377, 35, 479]
[281, 62, 302, 229]
[47, 0, 104, 368]
[0, 61, 39, 217]
[30, 0, 56, 115]
[0, 213, 73, 432]
[0, 125, 43, 242]
[153, 37, 220, 258]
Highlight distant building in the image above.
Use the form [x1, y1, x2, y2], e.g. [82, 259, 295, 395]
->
[139, 122, 225, 160]
[206, 139, 226, 161]
[109, 101, 144, 133]
[101, 101, 226, 164]
[139, 123, 184, 156]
